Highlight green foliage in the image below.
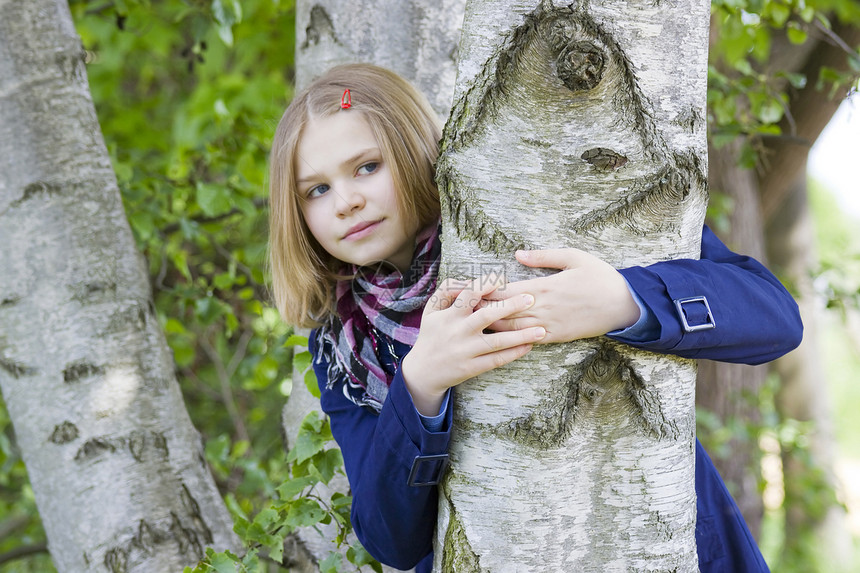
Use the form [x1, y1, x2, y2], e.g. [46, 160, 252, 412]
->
[709, 0, 860, 161]
[697, 372, 848, 571]
[71, 0, 296, 493]
[808, 179, 860, 314]
[0, 401, 52, 572]
[185, 412, 381, 572]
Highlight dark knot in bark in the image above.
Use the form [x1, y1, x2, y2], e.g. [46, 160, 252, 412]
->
[581, 148, 628, 171]
[556, 41, 605, 91]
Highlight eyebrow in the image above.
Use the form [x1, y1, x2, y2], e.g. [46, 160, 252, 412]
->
[295, 147, 380, 185]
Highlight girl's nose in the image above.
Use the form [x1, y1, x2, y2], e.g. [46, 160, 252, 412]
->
[334, 185, 365, 217]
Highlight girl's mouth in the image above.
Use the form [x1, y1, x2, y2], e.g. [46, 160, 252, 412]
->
[343, 219, 382, 240]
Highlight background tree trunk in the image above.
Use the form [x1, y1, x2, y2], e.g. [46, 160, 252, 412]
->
[435, 0, 709, 569]
[282, 1, 464, 568]
[0, 2, 238, 571]
[697, 136, 769, 536]
[700, 19, 860, 564]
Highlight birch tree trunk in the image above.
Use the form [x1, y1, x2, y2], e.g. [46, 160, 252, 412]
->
[0, 2, 238, 571]
[435, 0, 709, 569]
[287, 0, 465, 452]
[283, 1, 464, 568]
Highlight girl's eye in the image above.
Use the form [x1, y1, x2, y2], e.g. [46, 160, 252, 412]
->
[306, 184, 330, 199]
[357, 162, 379, 176]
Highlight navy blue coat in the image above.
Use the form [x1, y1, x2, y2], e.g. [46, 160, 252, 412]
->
[310, 226, 802, 572]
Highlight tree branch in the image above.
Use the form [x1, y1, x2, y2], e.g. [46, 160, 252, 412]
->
[160, 197, 268, 236]
[199, 328, 251, 444]
[760, 21, 860, 220]
[0, 542, 49, 566]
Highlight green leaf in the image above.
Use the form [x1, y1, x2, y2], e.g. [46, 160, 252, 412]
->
[284, 334, 309, 348]
[319, 553, 343, 573]
[284, 497, 327, 528]
[277, 475, 318, 500]
[209, 551, 241, 573]
[197, 182, 233, 217]
[232, 514, 251, 538]
[330, 492, 353, 508]
[294, 350, 311, 372]
[766, 2, 790, 26]
[756, 98, 784, 124]
[314, 448, 344, 484]
[732, 59, 754, 76]
[225, 492, 249, 521]
[279, 377, 293, 397]
[213, 272, 235, 290]
[739, 142, 758, 169]
[164, 318, 187, 334]
[267, 532, 286, 563]
[252, 507, 279, 529]
[782, 72, 807, 89]
[211, 0, 243, 47]
[305, 368, 321, 398]
[347, 544, 380, 570]
[288, 412, 333, 463]
[786, 23, 808, 45]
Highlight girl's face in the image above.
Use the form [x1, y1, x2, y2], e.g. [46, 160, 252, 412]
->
[295, 111, 419, 272]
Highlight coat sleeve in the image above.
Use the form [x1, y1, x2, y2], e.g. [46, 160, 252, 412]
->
[309, 331, 451, 570]
[612, 225, 803, 364]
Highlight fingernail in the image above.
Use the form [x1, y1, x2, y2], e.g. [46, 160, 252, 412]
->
[516, 250, 527, 258]
[522, 294, 535, 307]
[533, 327, 546, 340]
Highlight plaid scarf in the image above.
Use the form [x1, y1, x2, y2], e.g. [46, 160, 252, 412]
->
[315, 222, 440, 412]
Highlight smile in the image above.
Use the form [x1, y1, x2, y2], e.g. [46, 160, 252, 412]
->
[343, 220, 382, 240]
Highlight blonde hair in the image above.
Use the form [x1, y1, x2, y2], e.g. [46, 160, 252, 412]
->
[269, 64, 442, 328]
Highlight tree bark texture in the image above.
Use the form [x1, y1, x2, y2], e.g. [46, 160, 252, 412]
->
[283, 1, 464, 568]
[294, 0, 465, 118]
[435, 1, 709, 570]
[0, 2, 238, 571]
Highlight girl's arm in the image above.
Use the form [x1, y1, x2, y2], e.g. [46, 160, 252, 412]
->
[615, 225, 803, 363]
[310, 330, 449, 570]
[484, 225, 802, 364]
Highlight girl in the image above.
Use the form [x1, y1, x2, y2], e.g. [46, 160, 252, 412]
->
[269, 63, 802, 572]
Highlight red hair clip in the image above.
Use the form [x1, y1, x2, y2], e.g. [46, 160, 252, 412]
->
[341, 89, 352, 109]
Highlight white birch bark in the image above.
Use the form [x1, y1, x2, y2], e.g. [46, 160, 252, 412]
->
[434, 0, 709, 570]
[294, 0, 465, 116]
[0, 2, 238, 571]
[283, 1, 464, 568]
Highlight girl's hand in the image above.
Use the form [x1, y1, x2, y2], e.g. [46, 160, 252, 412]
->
[482, 249, 641, 344]
[400, 277, 546, 416]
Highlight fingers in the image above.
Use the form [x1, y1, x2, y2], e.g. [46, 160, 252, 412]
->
[470, 292, 537, 332]
[450, 275, 504, 314]
[484, 315, 540, 333]
[470, 343, 534, 374]
[478, 326, 546, 354]
[426, 278, 467, 312]
[515, 248, 590, 270]
[480, 280, 527, 301]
